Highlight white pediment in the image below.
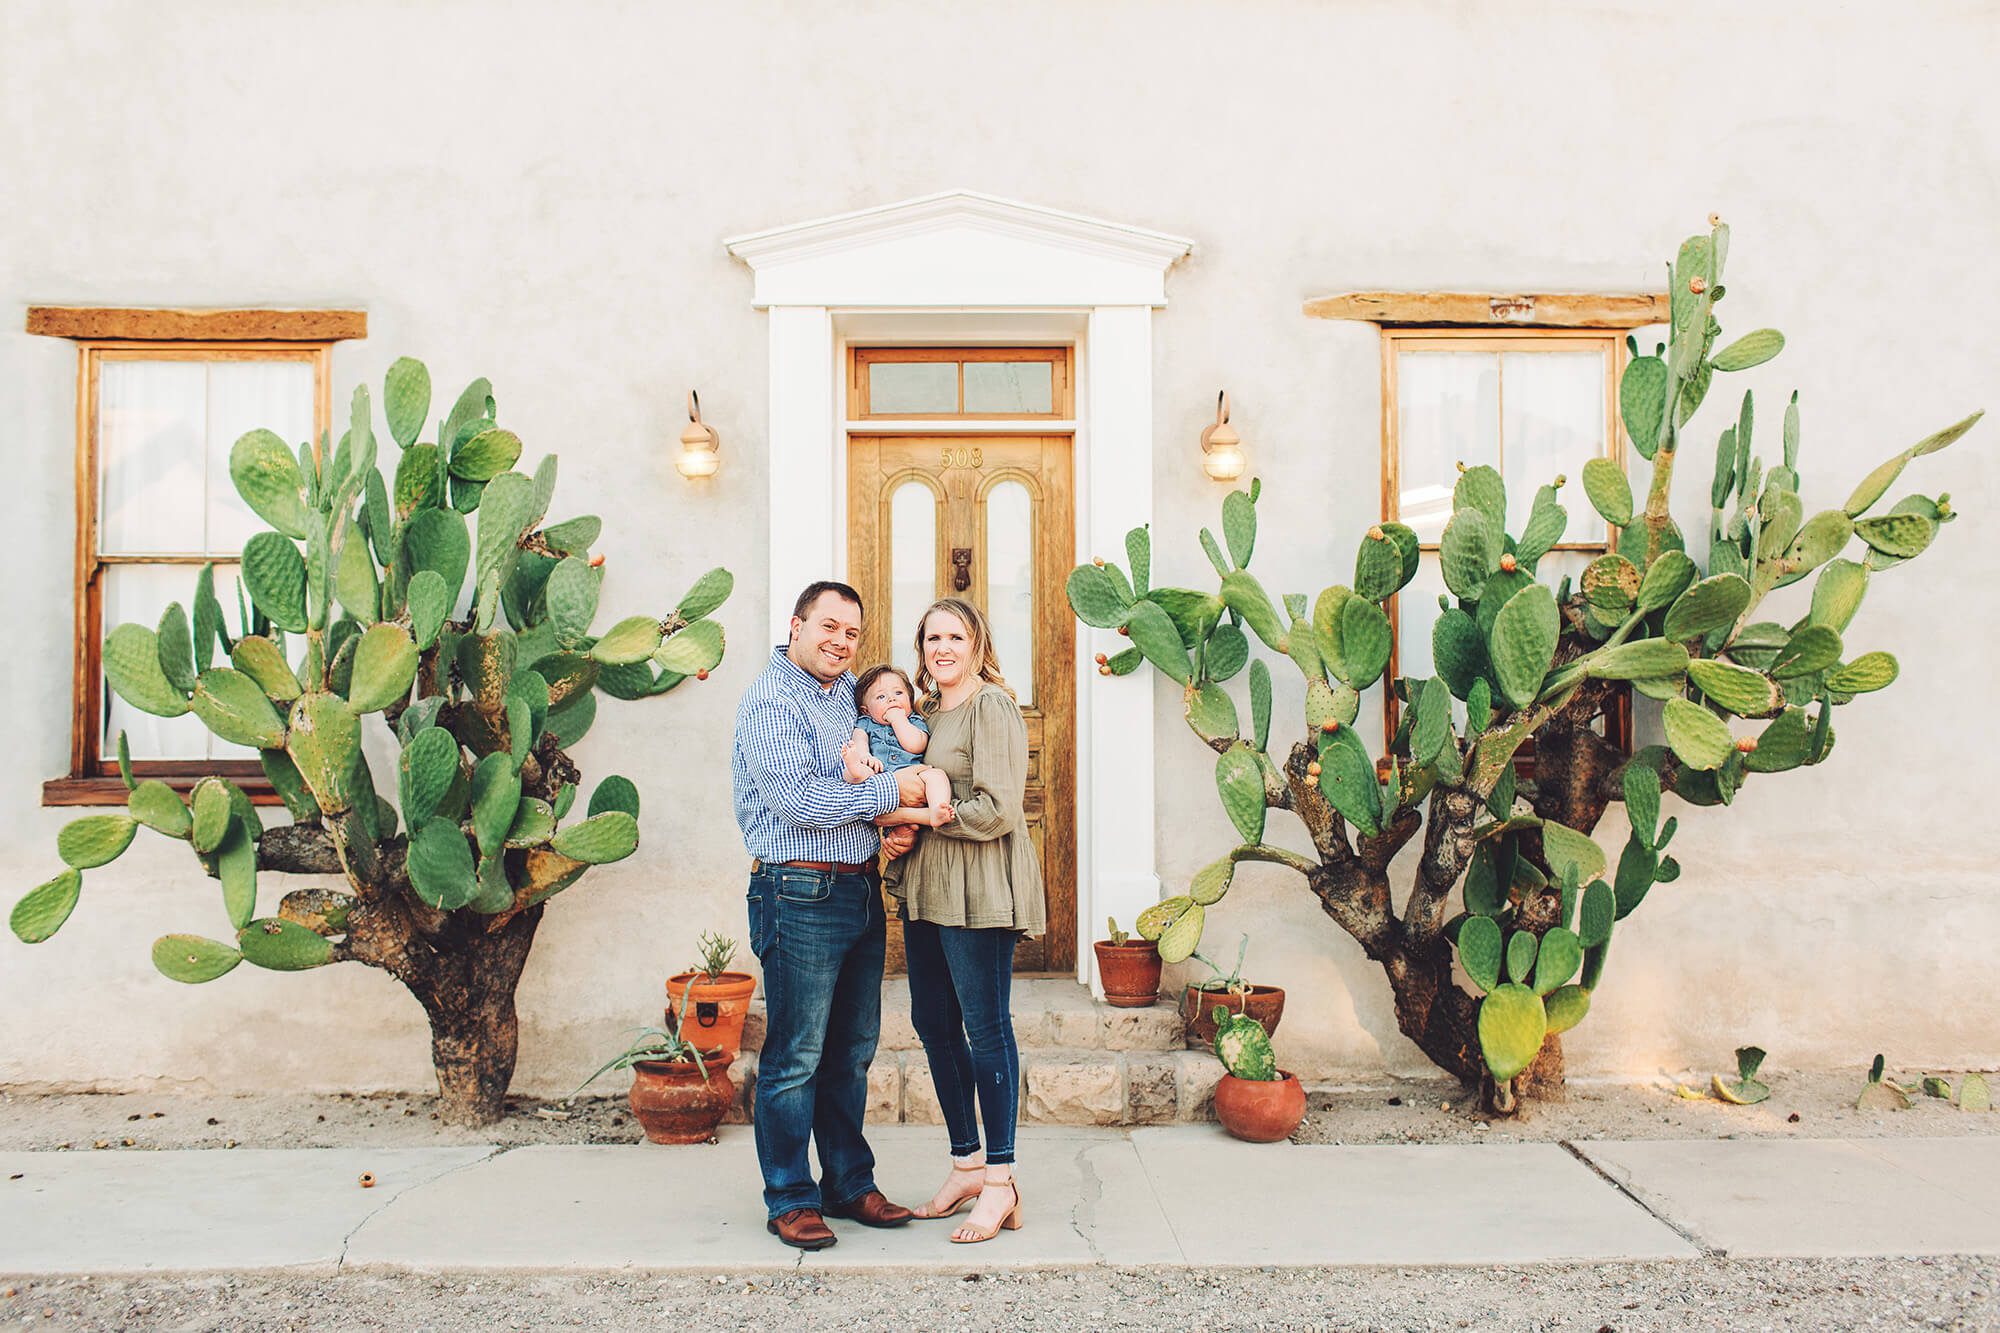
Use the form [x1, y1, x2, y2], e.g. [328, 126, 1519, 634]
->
[724, 191, 1194, 308]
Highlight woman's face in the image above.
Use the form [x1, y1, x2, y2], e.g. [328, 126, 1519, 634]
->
[921, 609, 974, 689]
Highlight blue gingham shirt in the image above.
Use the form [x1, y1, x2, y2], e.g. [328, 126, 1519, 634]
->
[732, 646, 902, 864]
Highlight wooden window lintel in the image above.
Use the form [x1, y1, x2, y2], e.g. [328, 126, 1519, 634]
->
[27, 307, 367, 342]
[1305, 291, 1667, 329]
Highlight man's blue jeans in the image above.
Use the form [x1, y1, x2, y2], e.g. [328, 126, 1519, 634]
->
[746, 863, 885, 1220]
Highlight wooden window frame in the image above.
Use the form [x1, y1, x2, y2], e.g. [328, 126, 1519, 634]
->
[1379, 325, 1636, 765]
[36, 320, 354, 806]
[848, 346, 1074, 421]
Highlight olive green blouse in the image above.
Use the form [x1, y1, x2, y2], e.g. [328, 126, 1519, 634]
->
[884, 684, 1046, 936]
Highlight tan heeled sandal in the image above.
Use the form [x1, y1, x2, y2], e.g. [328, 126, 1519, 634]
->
[949, 1178, 1022, 1244]
[911, 1164, 985, 1220]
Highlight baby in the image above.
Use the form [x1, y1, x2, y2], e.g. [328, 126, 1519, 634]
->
[847, 665, 956, 827]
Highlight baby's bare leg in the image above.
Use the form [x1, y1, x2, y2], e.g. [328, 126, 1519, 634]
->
[919, 767, 955, 825]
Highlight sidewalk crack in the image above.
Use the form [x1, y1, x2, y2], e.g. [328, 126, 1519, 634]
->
[335, 1145, 503, 1270]
[1069, 1139, 1105, 1263]
[1558, 1140, 1713, 1258]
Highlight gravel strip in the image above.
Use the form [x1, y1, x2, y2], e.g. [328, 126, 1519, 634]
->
[0, 1258, 1994, 1331]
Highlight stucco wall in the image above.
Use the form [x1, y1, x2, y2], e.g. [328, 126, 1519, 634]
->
[2, 0, 1994, 1095]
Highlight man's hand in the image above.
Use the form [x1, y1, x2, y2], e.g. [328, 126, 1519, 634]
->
[894, 768, 927, 807]
[880, 825, 918, 860]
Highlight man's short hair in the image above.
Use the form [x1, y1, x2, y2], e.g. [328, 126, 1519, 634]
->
[793, 580, 864, 623]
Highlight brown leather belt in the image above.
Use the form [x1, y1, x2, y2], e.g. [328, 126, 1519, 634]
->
[752, 858, 878, 876]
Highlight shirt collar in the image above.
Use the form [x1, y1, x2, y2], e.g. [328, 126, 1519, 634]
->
[770, 644, 856, 699]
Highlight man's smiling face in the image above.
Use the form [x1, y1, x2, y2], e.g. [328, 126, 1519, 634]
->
[787, 591, 864, 685]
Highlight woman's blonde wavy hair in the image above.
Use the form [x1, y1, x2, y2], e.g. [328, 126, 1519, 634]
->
[912, 596, 1016, 710]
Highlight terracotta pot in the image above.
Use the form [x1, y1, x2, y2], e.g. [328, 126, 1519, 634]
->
[665, 971, 757, 1060]
[1182, 984, 1286, 1049]
[628, 1051, 736, 1144]
[1213, 1069, 1306, 1143]
[1093, 939, 1163, 1008]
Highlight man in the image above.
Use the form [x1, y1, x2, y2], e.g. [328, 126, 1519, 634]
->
[732, 580, 926, 1250]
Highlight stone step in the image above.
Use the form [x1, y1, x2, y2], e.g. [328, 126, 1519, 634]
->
[732, 978, 1186, 1056]
[721, 1046, 1224, 1128]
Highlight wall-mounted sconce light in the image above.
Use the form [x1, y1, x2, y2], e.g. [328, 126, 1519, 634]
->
[1199, 390, 1245, 482]
[677, 390, 719, 479]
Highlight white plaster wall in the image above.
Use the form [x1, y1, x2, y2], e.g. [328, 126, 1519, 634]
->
[1, 0, 1994, 1094]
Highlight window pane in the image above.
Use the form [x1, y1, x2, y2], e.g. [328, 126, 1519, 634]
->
[983, 480, 1035, 706]
[868, 362, 957, 415]
[964, 361, 1053, 414]
[889, 480, 938, 680]
[1503, 350, 1609, 543]
[1397, 352, 1500, 544]
[207, 360, 315, 553]
[103, 562, 253, 760]
[99, 361, 206, 555]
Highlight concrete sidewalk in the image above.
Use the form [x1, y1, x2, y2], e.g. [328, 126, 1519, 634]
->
[2, 1128, 1995, 1275]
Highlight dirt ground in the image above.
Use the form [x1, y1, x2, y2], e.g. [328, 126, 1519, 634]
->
[0, 1066, 1991, 1153]
[1, 1258, 1994, 1331]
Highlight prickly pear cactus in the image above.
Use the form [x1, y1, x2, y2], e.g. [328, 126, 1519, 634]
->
[12, 358, 732, 1125]
[1214, 1010, 1277, 1082]
[1070, 219, 1980, 1112]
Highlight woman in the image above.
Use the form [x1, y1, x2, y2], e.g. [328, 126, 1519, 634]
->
[883, 596, 1044, 1245]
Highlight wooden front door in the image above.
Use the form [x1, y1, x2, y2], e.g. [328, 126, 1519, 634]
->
[847, 434, 1076, 973]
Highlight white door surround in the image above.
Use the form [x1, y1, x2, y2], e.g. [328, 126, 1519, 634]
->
[725, 191, 1194, 986]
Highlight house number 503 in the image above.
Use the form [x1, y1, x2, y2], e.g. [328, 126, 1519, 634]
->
[940, 446, 984, 469]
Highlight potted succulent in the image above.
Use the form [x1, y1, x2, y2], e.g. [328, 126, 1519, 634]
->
[1181, 934, 1286, 1049]
[1210, 1009, 1306, 1142]
[664, 930, 757, 1062]
[574, 988, 734, 1144]
[1094, 916, 1164, 1008]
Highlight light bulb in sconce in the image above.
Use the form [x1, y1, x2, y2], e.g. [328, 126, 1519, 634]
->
[1200, 390, 1246, 481]
[677, 390, 720, 479]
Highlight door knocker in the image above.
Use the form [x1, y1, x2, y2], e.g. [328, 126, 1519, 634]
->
[951, 548, 973, 592]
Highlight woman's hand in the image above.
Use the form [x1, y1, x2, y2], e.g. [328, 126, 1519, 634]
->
[879, 825, 918, 860]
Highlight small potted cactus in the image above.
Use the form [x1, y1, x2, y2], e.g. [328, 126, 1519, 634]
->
[665, 930, 757, 1061]
[1094, 916, 1164, 1008]
[575, 987, 734, 1145]
[1209, 1009, 1306, 1142]
[1181, 934, 1286, 1050]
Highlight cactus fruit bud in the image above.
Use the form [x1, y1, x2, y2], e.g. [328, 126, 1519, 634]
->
[1554, 474, 1566, 487]
[695, 669, 709, 681]
[1455, 461, 1467, 474]
[589, 554, 605, 568]
[1094, 652, 1108, 665]
[1735, 736, 1757, 753]
[1708, 212, 1722, 227]
[1093, 557, 1106, 568]
[1689, 276, 1707, 295]
[359, 1172, 377, 1188]
[1368, 525, 1385, 541]
[1098, 665, 1112, 676]
[1117, 625, 1129, 637]
[1499, 553, 1518, 573]
[1319, 718, 1339, 734]
[1307, 761, 1322, 778]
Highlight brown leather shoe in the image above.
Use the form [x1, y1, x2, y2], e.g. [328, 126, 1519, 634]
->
[766, 1208, 837, 1250]
[822, 1189, 914, 1228]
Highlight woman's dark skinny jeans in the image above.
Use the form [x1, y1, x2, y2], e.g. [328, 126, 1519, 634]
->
[903, 918, 1019, 1165]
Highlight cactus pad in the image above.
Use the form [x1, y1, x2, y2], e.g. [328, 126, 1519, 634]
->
[408, 818, 479, 910]
[348, 624, 419, 713]
[151, 934, 242, 984]
[1662, 574, 1752, 641]
[1315, 724, 1382, 839]
[1533, 927, 1582, 995]
[1824, 651, 1898, 694]
[1215, 1012, 1278, 1081]
[1663, 699, 1734, 771]
[104, 623, 192, 718]
[286, 693, 363, 814]
[237, 917, 335, 971]
[1456, 914, 1503, 993]
[10, 868, 83, 944]
[549, 810, 639, 865]
[1687, 659, 1783, 717]
[1214, 744, 1267, 845]
[1543, 983, 1590, 1034]
[56, 815, 137, 870]
[654, 619, 725, 677]
[1477, 983, 1548, 1083]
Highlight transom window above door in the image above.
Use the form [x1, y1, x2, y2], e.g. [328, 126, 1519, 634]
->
[849, 347, 1073, 420]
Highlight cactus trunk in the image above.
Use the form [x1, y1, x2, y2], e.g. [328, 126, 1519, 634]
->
[405, 905, 544, 1126]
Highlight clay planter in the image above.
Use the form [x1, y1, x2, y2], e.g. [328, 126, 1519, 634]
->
[1093, 939, 1164, 1008]
[629, 1051, 736, 1144]
[1182, 984, 1286, 1049]
[1213, 1069, 1306, 1143]
[665, 971, 757, 1061]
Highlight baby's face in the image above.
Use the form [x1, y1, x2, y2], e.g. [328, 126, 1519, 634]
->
[863, 676, 912, 723]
